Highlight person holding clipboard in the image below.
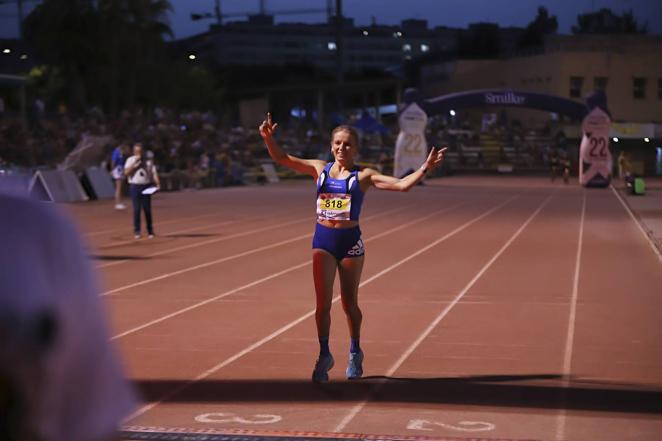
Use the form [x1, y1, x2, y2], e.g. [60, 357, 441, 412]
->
[124, 142, 160, 239]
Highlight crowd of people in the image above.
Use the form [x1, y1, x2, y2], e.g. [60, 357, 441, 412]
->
[0, 106, 336, 189]
[0, 103, 580, 191]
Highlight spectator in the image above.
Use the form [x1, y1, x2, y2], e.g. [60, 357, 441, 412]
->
[617, 151, 631, 180]
[111, 142, 129, 210]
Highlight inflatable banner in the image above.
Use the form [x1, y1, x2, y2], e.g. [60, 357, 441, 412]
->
[579, 107, 612, 187]
[394, 102, 428, 178]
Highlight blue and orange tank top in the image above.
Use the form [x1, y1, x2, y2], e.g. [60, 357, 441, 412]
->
[316, 162, 365, 221]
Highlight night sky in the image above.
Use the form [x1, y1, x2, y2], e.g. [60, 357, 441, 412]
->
[0, 0, 660, 39]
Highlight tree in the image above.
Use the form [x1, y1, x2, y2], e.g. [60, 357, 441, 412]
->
[518, 6, 558, 50]
[23, 0, 102, 111]
[23, 0, 175, 113]
[572, 9, 647, 34]
[97, 0, 173, 112]
[457, 23, 501, 59]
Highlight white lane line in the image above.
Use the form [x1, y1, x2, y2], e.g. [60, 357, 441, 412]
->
[555, 190, 586, 441]
[333, 191, 555, 433]
[97, 213, 312, 270]
[102, 205, 411, 295]
[125, 196, 516, 421]
[111, 202, 466, 339]
[610, 185, 662, 262]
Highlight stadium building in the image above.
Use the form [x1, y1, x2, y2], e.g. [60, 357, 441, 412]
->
[419, 34, 662, 175]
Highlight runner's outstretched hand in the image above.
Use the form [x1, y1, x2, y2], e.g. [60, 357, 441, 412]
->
[259, 112, 279, 140]
[423, 146, 448, 171]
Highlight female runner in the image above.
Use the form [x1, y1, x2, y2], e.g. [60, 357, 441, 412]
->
[259, 113, 446, 382]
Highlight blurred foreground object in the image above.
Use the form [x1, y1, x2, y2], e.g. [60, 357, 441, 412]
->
[0, 194, 137, 441]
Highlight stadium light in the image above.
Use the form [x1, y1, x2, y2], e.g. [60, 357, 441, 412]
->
[3, 48, 10, 54]
[612, 137, 619, 142]
[362, 30, 368, 36]
[421, 44, 430, 52]
[450, 109, 456, 116]
[20, 54, 27, 60]
[327, 42, 336, 50]
[188, 54, 197, 60]
[644, 137, 650, 143]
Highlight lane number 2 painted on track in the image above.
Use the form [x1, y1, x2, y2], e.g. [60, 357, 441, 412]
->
[407, 418, 495, 432]
[196, 412, 282, 424]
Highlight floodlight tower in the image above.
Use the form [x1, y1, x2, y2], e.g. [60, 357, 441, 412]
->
[16, 0, 23, 38]
[0, 0, 26, 38]
[214, 0, 221, 25]
[335, 0, 344, 88]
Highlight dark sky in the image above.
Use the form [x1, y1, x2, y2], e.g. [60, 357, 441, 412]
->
[1, 0, 660, 39]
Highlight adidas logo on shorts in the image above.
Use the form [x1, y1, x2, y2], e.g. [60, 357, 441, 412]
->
[347, 238, 365, 256]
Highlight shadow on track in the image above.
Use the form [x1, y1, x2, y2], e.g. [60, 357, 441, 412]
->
[134, 374, 662, 414]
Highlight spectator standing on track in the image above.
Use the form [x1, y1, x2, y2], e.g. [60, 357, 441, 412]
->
[0, 194, 137, 441]
[559, 151, 571, 184]
[124, 142, 160, 239]
[111, 142, 129, 210]
[549, 148, 559, 182]
[259, 113, 446, 383]
[617, 151, 631, 181]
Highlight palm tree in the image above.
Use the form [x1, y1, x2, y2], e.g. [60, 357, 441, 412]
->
[25, 0, 173, 113]
[114, 0, 173, 110]
[24, 0, 102, 112]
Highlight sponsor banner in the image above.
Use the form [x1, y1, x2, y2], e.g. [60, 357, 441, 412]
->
[483, 91, 526, 106]
[579, 107, 612, 187]
[610, 123, 655, 139]
[394, 103, 428, 178]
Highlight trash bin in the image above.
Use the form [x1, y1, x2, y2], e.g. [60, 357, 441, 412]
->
[632, 177, 646, 195]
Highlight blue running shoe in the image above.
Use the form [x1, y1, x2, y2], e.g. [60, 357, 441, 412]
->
[312, 353, 334, 383]
[346, 350, 364, 379]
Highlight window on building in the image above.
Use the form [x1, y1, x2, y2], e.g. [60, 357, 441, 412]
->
[594, 76, 608, 92]
[633, 77, 646, 99]
[658, 78, 662, 99]
[569, 76, 583, 98]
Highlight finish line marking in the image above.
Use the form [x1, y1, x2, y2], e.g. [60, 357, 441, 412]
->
[122, 425, 539, 441]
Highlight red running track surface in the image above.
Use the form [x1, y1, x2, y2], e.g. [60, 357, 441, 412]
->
[63, 176, 662, 441]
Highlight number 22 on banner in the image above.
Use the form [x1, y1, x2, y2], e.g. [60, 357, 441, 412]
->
[403, 133, 423, 153]
[588, 136, 608, 157]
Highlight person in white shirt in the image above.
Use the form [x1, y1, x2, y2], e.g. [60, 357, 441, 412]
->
[111, 142, 129, 210]
[124, 142, 160, 239]
[0, 194, 137, 441]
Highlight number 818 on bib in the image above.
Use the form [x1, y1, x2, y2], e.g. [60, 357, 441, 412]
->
[317, 193, 352, 221]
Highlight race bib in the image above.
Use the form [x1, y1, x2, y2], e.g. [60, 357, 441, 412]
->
[317, 193, 351, 220]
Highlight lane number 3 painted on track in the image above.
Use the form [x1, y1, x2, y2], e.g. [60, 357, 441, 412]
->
[407, 418, 495, 432]
[196, 412, 282, 424]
